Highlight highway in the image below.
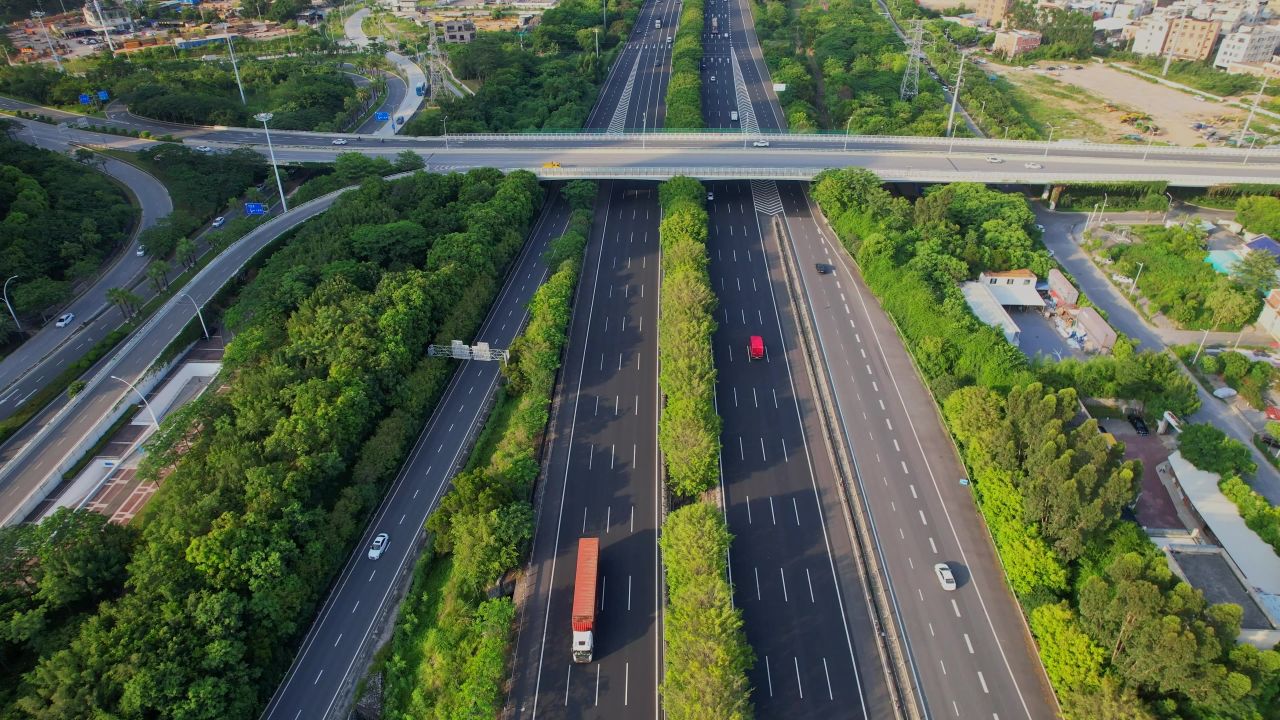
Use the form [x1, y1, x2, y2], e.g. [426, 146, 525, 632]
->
[261, 195, 573, 720]
[508, 1, 679, 717]
[700, 0, 892, 716]
[0, 121, 171, 422]
[343, 7, 426, 133]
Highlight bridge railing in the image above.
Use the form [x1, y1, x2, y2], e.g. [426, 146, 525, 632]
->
[525, 166, 1273, 186]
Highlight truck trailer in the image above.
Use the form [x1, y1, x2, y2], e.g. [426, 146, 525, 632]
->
[572, 537, 599, 663]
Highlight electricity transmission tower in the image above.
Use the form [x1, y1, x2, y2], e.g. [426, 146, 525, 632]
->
[900, 20, 925, 101]
[426, 19, 447, 103]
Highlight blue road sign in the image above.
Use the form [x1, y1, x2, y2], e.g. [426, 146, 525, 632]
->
[78, 94, 91, 105]
[97, 90, 109, 101]
[244, 202, 267, 216]
[374, 111, 390, 122]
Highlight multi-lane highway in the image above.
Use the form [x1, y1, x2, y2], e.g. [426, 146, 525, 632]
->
[507, 2, 678, 717]
[700, 0, 892, 716]
[261, 195, 574, 719]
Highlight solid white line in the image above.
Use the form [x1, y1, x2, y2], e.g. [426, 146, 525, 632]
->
[564, 666, 571, 706]
[624, 662, 630, 706]
[595, 665, 601, 706]
[769, 496, 776, 524]
[824, 657, 834, 699]
[765, 656, 774, 696]
[794, 657, 804, 699]
[780, 567, 789, 601]
[754, 567, 762, 599]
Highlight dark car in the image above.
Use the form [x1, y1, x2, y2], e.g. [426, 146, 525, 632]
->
[1127, 413, 1149, 436]
[1258, 433, 1280, 450]
[815, 263, 833, 274]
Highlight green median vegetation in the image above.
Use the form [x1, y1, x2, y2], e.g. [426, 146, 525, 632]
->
[656, 177, 720, 497]
[378, 181, 597, 719]
[4, 168, 544, 717]
[660, 502, 754, 720]
[664, 0, 705, 130]
[811, 167, 1280, 718]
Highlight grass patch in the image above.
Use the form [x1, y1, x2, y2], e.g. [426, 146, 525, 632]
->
[462, 386, 515, 473]
[1000, 72, 1121, 142]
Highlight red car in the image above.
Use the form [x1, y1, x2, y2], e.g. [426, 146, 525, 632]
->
[748, 335, 764, 361]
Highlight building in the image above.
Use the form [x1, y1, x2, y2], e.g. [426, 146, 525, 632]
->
[1132, 14, 1172, 54]
[1215, 25, 1280, 68]
[443, 19, 476, 43]
[381, 0, 417, 12]
[1257, 288, 1280, 342]
[1166, 17, 1222, 61]
[1246, 235, 1280, 259]
[83, 1, 133, 32]
[973, 0, 1016, 27]
[1047, 268, 1080, 306]
[1072, 306, 1117, 352]
[977, 269, 1046, 309]
[992, 29, 1043, 57]
[1224, 56, 1280, 76]
[961, 282, 1022, 346]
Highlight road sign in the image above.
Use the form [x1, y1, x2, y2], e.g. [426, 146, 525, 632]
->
[374, 111, 390, 121]
[97, 90, 109, 101]
[244, 202, 267, 216]
[78, 94, 91, 105]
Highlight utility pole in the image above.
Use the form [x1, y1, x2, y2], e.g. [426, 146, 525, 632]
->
[899, 19, 923, 101]
[1237, 75, 1268, 148]
[3, 276, 21, 332]
[255, 113, 288, 213]
[31, 11, 62, 72]
[90, 0, 115, 52]
[944, 51, 967, 143]
[225, 24, 246, 104]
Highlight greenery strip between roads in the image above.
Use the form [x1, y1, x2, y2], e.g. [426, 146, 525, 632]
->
[811, 168, 1280, 719]
[378, 181, 596, 719]
[665, 0, 705, 130]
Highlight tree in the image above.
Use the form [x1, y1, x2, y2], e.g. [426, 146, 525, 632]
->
[560, 179, 597, 211]
[1231, 247, 1280, 296]
[1178, 423, 1256, 477]
[1204, 282, 1256, 330]
[175, 236, 198, 270]
[66, 379, 86, 398]
[1236, 195, 1280, 238]
[106, 287, 141, 320]
[146, 261, 170, 293]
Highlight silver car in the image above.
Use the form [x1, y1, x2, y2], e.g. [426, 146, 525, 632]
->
[368, 533, 389, 560]
[934, 563, 957, 591]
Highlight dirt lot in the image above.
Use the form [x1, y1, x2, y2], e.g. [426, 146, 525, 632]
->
[987, 60, 1247, 146]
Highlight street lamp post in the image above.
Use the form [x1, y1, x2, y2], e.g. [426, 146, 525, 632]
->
[1002, 125, 1009, 139]
[255, 113, 289, 213]
[1162, 191, 1175, 224]
[111, 374, 159, 429]
[1131, 261, 1144, 297]
[844, 114, 854, 151]
[180, 293, 209, 339]
[3, 276, 20, 332]
[944, 52, 968, 151]
[443, 114, 449, 150]
[1192, 326, 1214, 365]
[642, 111, 647, 150]
[224, 24, 246, 105]
[1044, 125, 1057, 157]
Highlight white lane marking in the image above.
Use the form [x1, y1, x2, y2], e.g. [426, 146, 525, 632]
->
[806, 568, 815, 602]
[929, 537, 938, 554]
[624, 662, 630, 706]
[565, 666, 572, 706]
[919, 510, 928, 526]
[746, 495, 753, 523]
[351, 601, 359, 614]
[780, 568, 789, 602]
[952, 598, 962, 618]
[333, 633, 342, 647]
[769, 497, 776, 525]
[823, 657, 833, 699]
[792, 497, 800, 525]
[765, 656, 774, 696]
[794, 657, 804, 699]
[314, 670, 324, 685]
[965, 633, 975, 654]
[940, 659, 948, 675]
[979, 671, 989, 694]
[595, 665, 601, 706]
[628, 575, 632, 611]
[754, 567, 762, 599]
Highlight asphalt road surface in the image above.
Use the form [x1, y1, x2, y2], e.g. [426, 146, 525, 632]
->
[343, 8, 425, 133]
[781, 183, 1060, 719]
[0, 121, 171, 421]
[261, 195, 573, 720]
[507, 2, 679, 717]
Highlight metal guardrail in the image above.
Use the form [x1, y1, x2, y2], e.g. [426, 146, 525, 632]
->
[526, 166, 1272, 186]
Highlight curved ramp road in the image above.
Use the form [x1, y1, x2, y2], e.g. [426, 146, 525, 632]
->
[343, 8, 426, 135]
[0, 120, 172, 421]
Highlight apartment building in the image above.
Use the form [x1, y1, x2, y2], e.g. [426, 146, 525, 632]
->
[443, 19, 476, 43]
[1215, 24, 1280, 66]
[992, 29, 1044, 56]
[1132, 14, 1172, 53]
[1167, 16, 1222, 60]
[973, 0, 1016, 26]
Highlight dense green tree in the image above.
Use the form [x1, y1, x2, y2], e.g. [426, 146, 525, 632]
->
[1237, 195, 1280, 238]
[1178, 423, 1257, 477]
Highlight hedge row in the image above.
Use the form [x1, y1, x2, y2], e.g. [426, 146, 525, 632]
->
[1221, 476, 1280, 556]
[660, 502, 754, 720]
[665, 0, 705, 129]
[656, 177, 720, 497]
[380, 182, 597, 720]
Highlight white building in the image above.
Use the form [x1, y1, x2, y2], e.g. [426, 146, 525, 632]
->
[1132, 14, 1172, 55]
[961, 282, 1022, 346]
[82, 1, 133, 32]
[1215, 24, 1280, 68]
[976, 269, 1046, 308]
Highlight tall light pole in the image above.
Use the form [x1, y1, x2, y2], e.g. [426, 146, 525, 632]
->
[1161, 7, 1189, 78]
[224, 24, 246, 105]
[1143, 135, 1155, 161]
[1044, 125, 1057, 157]
[642, 111, 647, 149]
[443, 113, 449, 149]
[90, 1, 116, 52]
[844, 114, 854, 151]
[1162, 191, 1175, 224]
[31, 11, 63, 72]
[1238, 75, 1268, 149]
[3, 276, 20, 332]
[1130, 261, 1144, 297]
[111, 374, 159, 429]
[180, 293, 209, 339]
[255, 112, 289, 213]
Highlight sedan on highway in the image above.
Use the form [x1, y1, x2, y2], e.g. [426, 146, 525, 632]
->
[752, 140, 770, 147]
[986, 156, 1003, 164]
[934, 563, 957, 591]
[1024, 162, 1043, 169]
[55, 312, 75, 328]
[195, 146, 213, 153]
[815, 263, 833, 274]
[368, 533, 389, 560]
[332, 138, 348, 145]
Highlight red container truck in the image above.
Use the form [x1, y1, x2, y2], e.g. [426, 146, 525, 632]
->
[572, 537, 599, 663]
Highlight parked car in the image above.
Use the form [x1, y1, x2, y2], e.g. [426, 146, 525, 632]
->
[1127, 413, 1149, 436]
[368, 533, 389, 560]
[211, 216, 226, 229]
[55, 312, 75, 328]
[934, 563, 957, 591]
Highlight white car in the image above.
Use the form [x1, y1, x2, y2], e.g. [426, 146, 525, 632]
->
[368, 533, 389, 560]
[707, 191, 715, 201]
[710, 75, 716, 82]
[986, 156, 1003, 164]
[195, 146, 213, 153]
[752, 140, 770, 147]
[1034, 223, 1046, 232]
[55, 312, 75, 328]
[136, 246, 145, 257]
[1024, 162, 1042, 169]
[211, 216, 226, 228]
[332, 138, 348, 145]
[935, 563, 957, 591]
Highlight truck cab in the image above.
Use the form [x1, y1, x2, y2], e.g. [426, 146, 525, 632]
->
[748, 335, 764, 361]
